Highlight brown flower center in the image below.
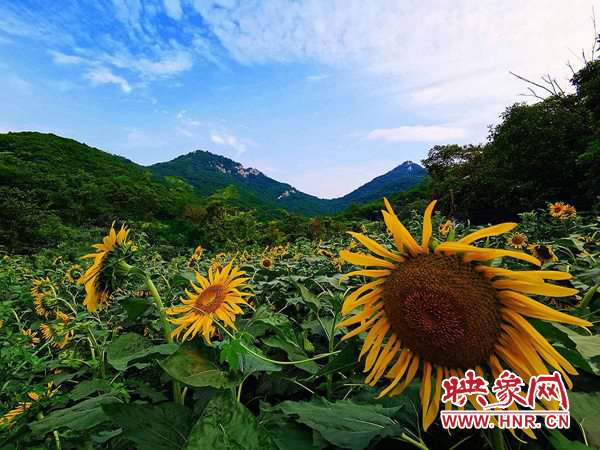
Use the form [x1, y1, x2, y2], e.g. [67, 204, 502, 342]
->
[382, 254, 501, 368]
[512, 235, 524, 245]
[195, 285, 226, 313]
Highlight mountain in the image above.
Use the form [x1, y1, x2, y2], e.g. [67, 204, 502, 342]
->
[150, 150, 332, 215]
[0, 132, 206, 251]
[330, 161, 427, 209]
[150, 151, 426, 215]
[0, 131, 425, 252]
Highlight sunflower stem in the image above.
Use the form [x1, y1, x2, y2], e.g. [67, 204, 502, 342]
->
[489, 428, 506, 450]
[144, 274, 183, 405]
[579, 283, 599, 310]
[213, 319, 341, 366]
[326, 310, 339, 399]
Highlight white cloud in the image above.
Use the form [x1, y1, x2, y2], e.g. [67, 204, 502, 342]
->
[210, 131, 247, 156]
[134, 51, 193, 76]
[191, 0, 598, 134]
[306, 73, 329, 82]
[49, 50, 86, 65]
[85, 67, 132, 93]
[163, 0, 183, 20]
[367, 125, 467, 143]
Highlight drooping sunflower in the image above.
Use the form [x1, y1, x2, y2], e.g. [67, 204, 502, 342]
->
[339, 198, 591, 431]
[78, 223, 131, 312]
[64, 264, 83, 284]
[0, 393, 38, 428]
[31, 277, 56, 318]
[506, 232, 528, 249]
[528, 244, 558, 263]
[22, 329, 40, 346]
[40, 312, 74, 349]
[438, 220, 454, 237]
[166, 261, 251, 343]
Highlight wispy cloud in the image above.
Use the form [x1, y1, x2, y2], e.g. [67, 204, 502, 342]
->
[49, 50, 87, 65]
[85, 67, 132, 93]
[164, 0, 183, 21]
[210, 131, 247, 156]
[306, 73, 329, 82]
[367, 125, 467, 143]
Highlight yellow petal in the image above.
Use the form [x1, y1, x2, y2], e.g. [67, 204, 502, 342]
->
[458, 222, 517, 245]
[348, 232, 404, 262]
[493, 280, 578, 298]
[499, 291, 591, 327]
[339, 250, 397, 269]
[421, 200, 437, 252]
[340, 269, 391, 281]
[436, 242, 540, 266]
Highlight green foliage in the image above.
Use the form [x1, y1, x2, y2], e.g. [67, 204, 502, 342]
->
[2, 205, 599, 449]
[103, 402, 194, 450]
[421, 59, 600, 222]
[106, 332, 178, 371]
[184, 393, 276, 450]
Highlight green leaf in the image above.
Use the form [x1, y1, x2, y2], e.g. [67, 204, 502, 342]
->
[275, 398, 404, 450]
[120, 297, 151, 321]
[183, 393, 276, 450]
[569, 392, 600, 449]
[219, 337, 281, 375]
[160, 343, 236, 389]
[107, 332, 178, 371]
[30, 395, 121, 435]
[69, 379, 113, 401]
[103, 402, 194, 450]
[292, 280, 321, 310]
[314, 343, 357, 378]
[547, 430, 592, 449]
[553, 324, 600, 374]
[262, 336, 319, 374]
[180, 271, 196, 282]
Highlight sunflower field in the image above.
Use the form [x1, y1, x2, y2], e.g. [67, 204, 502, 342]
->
[1, 200, 600, 450]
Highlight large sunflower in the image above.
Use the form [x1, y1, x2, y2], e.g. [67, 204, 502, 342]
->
[339, 199, 591, 431]
[166, 261, 251, 343]
[78, 223, 130, 312]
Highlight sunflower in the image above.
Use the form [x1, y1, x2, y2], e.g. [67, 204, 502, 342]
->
[64, 264, 83, 284]
[40, 312, 74, 349]
[191, 245, 204, 262]
[439, 220, 454, 237]
[548, 202, 567, 218]
[318, 248, 335, 258]
[528, 244, 558, 263]
[562, 204, 577, 220]
[31, 277, 56, 318]
[0, 392, 41, 427]
[22, 329, 40, 346]
[78, 223, 131, 312]
[0, 402, 33, 427]
[261, 257, 273, 269]
[339, 198, 591, 431]
[166, 261, 252, 343]
[506, 232, 528, 249]
[209, 259, 223, 273]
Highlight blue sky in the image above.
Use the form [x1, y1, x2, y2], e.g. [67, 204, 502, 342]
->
[0, 1, 598, 198]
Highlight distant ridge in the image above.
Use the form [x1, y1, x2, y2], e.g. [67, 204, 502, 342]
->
[150, 150, 426, 215]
